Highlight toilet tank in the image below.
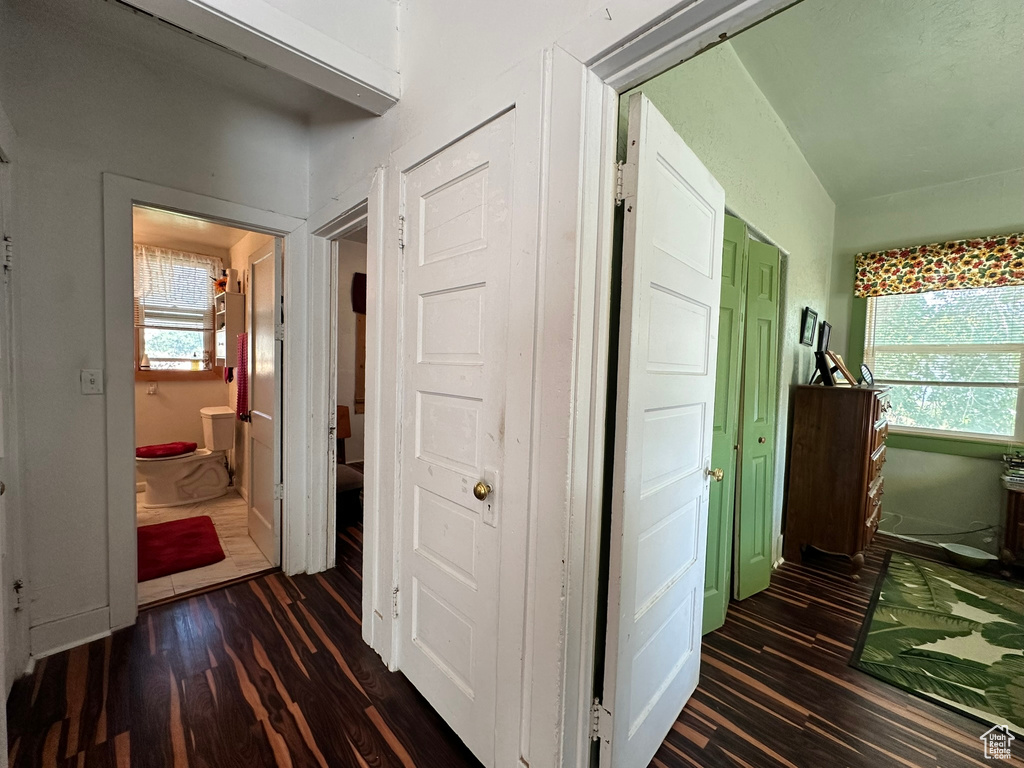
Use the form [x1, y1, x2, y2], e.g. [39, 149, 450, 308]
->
[201, 406, 236, 451]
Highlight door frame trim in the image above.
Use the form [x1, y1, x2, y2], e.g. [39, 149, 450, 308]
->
[102, 174, 304, 631]
[306, 177, 383, 653]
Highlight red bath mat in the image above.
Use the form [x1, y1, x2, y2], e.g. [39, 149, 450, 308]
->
[138, 515, 226, 582]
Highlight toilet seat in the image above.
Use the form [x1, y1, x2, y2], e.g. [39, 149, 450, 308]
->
[136, 441, 198, 460]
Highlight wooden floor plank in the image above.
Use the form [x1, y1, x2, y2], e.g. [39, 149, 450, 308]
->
[8, 532, 1019, 767]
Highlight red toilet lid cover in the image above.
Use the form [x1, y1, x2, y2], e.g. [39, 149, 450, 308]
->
[136, 441, 198, 459]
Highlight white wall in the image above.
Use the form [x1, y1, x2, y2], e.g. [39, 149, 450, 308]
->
[336, 239, 366, 463]
[621, 42, 837, 561]
[0, 1, 309, 650]
[882, 448, 1005, 554]
[134, 380, 230, 447]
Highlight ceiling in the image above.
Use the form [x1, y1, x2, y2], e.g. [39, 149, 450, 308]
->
[133, 207, 253, 253]
[27, 0, 366, 121]
[730, 0, 1024, 203]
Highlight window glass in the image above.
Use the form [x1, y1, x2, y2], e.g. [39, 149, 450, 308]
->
[865, 286, 1024, 439]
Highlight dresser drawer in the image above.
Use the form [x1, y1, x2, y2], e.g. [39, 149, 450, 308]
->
[870, 445, 886, 485]
[873, 391, 891, 423]
[872, 420, 889, 452]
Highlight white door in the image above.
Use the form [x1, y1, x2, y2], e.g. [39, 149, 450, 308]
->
[247, 239, 283, 566]
[397, 111, 515, 765]
[600, 93, 725, 768]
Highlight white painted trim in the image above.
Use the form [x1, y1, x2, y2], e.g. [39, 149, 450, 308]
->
[306, 195, 370, 578]
[102, 174, 303, 632]
[560, 0, 798, 91]
[124, 0, 399, 114]
[555, 59, 620, 768]
[29, 608, 110, 658]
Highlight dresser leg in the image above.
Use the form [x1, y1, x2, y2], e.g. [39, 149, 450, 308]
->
[851, 552, 865, 582]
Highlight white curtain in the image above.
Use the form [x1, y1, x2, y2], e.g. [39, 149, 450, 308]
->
[133, 245, 222, 330]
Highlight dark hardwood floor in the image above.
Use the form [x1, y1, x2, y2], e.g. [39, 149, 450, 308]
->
[7, 531, 1016, 767]
[6, 521, 481, 768]
[652, 545, 1012, 768]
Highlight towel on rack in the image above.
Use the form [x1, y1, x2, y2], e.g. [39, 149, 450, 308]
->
[235, 332, 249, 421]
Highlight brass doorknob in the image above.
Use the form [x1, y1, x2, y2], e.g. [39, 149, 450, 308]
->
[473, 481, 492, 501]
[706, 467, 724, 482]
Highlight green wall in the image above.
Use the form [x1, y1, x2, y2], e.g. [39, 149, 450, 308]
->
[620, 42, 837, 561]
[830, 168, 1024, 549]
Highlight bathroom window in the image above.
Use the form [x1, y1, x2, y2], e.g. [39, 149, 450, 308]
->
[134, 245, 222, 375]
[863, 285, 1024, 441]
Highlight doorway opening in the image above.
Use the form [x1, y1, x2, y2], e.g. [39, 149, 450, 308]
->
[132, 205, 283, 607]
[331, 222, 369, 569]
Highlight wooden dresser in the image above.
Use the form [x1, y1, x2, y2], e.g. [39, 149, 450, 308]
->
[784, 385, 890, 578]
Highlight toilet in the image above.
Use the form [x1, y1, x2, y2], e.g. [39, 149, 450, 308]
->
[136, 405, 236, 508]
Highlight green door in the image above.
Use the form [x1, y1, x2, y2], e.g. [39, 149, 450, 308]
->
[702, 216, 747, 634]
[734, 240, 780, 601]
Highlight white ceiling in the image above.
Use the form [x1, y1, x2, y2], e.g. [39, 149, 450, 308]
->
[133, 207, 252, 253]
[730, 0, 1024, 203]
[32, 0, 367, 121]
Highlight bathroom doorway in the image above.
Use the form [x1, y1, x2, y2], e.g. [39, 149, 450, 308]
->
[132, 205, 283, 606]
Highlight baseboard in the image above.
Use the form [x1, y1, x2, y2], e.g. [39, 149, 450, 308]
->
[236, 483, 248, 502]
[29, 607, 111, 658]
[136, 482, 145, 493]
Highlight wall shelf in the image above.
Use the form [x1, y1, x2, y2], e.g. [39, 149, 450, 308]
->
[214, 292, 245, 368]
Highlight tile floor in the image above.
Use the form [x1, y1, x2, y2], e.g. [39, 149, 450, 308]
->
[136, 489, 274, 606]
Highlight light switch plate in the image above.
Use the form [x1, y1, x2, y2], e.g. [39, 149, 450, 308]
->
[80, 369, 103, 395]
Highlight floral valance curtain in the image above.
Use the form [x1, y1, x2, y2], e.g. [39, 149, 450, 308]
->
[854, 232, 1024, 298]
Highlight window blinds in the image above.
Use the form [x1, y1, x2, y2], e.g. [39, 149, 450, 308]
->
[864, 286, 1024, 388]
[133, 245, 221, 331]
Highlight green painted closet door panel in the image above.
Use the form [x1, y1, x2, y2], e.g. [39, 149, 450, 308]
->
[702, 215, 747, 634]
[734, 239, 780, 601]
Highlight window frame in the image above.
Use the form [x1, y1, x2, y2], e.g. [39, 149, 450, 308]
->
[864, 294, 1024, 444]
[133, 245, 224, 381]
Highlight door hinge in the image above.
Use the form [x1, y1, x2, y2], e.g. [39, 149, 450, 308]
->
[590, 699, 611, 742]
[274, 483, 284, 501]
[392, 585, 400, 619]
[3, 236, 12, 279]
[397, 214, 406, 251]
[274, 324, 285, 341]
[615, 162, 626, 205]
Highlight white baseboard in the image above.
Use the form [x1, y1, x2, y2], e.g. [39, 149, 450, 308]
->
[29, 607, 111, 658]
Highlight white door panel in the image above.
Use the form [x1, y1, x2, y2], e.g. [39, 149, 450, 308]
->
[248, 239, 282, 566]
[601, 93, 724, 768]
[398, 111, 515, 766]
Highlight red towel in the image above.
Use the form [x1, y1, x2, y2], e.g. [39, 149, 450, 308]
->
[236, 332, 249, 421]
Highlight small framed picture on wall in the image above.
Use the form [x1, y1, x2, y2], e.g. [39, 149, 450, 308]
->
[800, 307, 818, 346]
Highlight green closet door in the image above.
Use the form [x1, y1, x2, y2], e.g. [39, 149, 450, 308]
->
[702, 215, 747, 634]
[734, 239, 780, 601]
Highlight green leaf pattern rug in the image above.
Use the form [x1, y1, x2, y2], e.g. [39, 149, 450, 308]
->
[852, 552, 1024, 734]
